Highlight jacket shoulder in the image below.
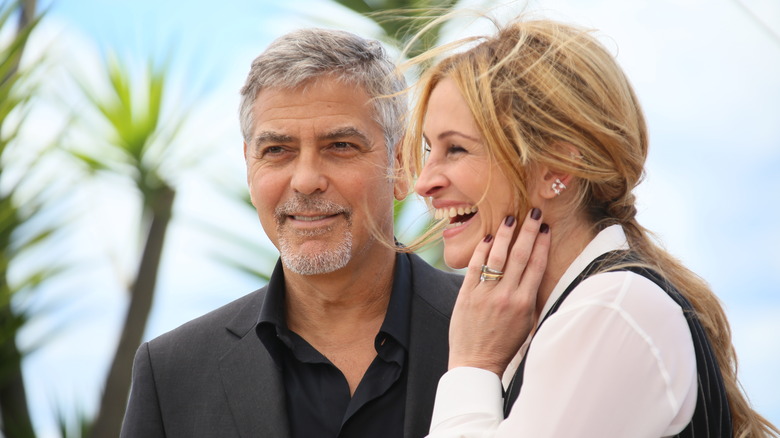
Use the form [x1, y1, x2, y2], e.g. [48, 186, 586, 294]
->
[147, 287, 267, 353]
[407, 252, 462, 316]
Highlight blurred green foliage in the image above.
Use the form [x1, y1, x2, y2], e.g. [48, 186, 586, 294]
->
[0, 0, 56, 436]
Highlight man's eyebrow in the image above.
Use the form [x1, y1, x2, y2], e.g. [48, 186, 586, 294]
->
[320, 127, 373, 148]
[254, 131, 294, 147]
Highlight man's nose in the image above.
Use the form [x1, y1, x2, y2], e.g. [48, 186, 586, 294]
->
[290, 151, 328, 195]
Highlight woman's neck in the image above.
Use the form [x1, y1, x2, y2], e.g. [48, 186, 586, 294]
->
[535, 214, 596, 319]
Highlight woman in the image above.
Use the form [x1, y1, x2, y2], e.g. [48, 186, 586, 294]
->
[400, 18, 778, 437]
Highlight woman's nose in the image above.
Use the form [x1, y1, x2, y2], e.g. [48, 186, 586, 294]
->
[415, 162, 447, 197]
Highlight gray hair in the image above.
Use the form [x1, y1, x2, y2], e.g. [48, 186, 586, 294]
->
[239, 28, 407, 158]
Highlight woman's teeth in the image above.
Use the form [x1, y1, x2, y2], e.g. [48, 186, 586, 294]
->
[433, 205, 478, 221]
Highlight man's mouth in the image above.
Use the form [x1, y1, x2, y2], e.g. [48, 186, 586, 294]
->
[290, 214, 338, 222]
[274, 194, 351, 226]
[433, 205, 478, 228]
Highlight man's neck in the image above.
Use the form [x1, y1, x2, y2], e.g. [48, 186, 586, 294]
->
[283, 247, 397, 342]
[282, 247, 398, 395]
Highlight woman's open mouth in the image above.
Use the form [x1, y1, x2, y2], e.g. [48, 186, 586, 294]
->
[433, 206, 479, 229]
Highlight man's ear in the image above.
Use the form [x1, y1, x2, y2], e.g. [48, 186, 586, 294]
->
[392, 149, 409, 201]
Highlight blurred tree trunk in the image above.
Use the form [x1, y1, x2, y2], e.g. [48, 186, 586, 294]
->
[89, 186, 175, 438]
[69, 53, 187, 438]
[0, 302, 35, 438]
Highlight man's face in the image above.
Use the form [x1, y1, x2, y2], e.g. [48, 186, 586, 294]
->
[244, 76, 398, 276]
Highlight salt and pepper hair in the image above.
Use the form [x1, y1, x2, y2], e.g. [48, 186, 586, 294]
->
[239, 28, 407, 160]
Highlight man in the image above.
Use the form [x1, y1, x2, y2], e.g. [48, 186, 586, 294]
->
[120, 28, 461, 438]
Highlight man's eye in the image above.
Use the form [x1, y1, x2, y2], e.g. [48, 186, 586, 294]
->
[329, 142, 361, 154]
[259, 146, 287, 158]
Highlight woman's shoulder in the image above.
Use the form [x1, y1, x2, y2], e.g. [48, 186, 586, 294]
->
[540, 268, 696, 379]
[562, 269, 686, 321]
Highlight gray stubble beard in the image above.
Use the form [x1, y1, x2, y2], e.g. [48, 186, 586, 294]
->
[278, 226, 353, 275]
[275, 195, 354, 276]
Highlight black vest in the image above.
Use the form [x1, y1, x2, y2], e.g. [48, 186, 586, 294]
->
[503, 251, 733, 437]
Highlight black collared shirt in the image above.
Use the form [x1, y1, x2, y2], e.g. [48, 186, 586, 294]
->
[256, 253, 412, 438]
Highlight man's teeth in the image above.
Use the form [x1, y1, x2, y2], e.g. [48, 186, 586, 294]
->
[292, 215, 329, 221]
[433, 205, 478, 220]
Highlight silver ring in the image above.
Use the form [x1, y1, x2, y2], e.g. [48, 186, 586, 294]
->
[481, 265, 504, 275]
[480, 265, 504, 281]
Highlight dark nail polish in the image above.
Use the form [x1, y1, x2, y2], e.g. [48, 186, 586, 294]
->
[540, 223, 550, 234]
[483, 234, 493, 243]
[504, 215, 516, 226]
[530, 207, 542, 221]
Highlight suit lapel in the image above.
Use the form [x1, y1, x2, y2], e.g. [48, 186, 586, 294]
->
[403, 254, 458, 438]
[404, 298, 450, 438]
[219, 289, 291, 438]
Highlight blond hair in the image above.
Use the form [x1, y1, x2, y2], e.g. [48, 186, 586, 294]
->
[401, 18, 778, 437]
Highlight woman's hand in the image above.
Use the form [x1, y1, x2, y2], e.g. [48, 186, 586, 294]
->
[448, 208, 551, 376]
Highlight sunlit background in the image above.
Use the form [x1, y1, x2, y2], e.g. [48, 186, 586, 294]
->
[4, 0, 778, 436]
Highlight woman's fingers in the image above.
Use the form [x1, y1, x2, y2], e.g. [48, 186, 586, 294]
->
[520, 222, 551, 293]
[509, 220, 550, 318]
[502, 208, 544, 286]
[483, 215, 518, 276]
[448, 207, 551, 375]
[463, 208, 545, 290]
[463, 233, 495, 290]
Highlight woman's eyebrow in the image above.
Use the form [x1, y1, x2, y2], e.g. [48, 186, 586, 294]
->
[437, 130, 479, 142]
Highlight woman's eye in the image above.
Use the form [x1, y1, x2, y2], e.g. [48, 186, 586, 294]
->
[448, 144, 467, 154]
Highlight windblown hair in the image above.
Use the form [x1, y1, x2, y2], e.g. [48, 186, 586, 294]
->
[238, 28, 407, 158]
[401, 18, 778, 437]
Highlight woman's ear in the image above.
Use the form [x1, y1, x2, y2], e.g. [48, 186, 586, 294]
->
[538, 169, 573, 200]
[536, 142, 581, 199]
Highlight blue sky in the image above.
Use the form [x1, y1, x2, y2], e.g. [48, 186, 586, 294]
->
[14, 0, 780, 436]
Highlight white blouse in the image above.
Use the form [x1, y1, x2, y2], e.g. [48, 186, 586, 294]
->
[428, 225, 698, 438]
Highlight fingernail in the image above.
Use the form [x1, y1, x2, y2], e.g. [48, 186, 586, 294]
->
[483, 234, 493, 242]
[504, 215, 516, 226]
[530, 208, 542, 221]
[540, 223, 550, 234]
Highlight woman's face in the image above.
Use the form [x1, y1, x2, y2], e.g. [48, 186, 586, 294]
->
[415, 78, 516, 269]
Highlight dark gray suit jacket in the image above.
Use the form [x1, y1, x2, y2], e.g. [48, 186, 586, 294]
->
[120, 253, 461, 438]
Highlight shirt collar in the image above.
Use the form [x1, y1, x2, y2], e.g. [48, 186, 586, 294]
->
[538, 224, 629, 319]
[256, 252, 412, 350]
[257, 258, 287, 329]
